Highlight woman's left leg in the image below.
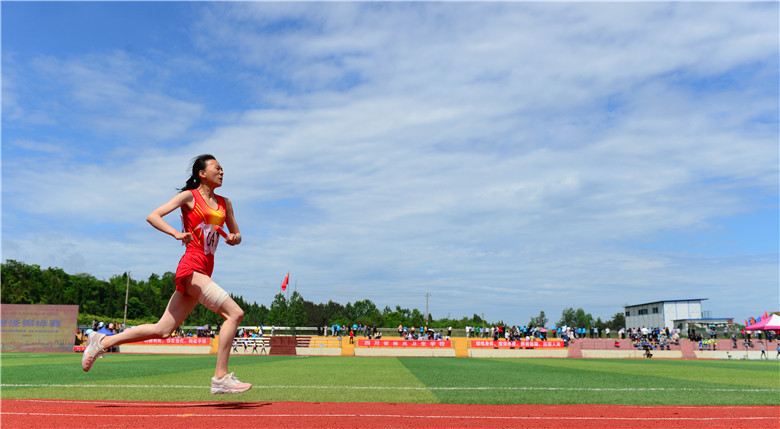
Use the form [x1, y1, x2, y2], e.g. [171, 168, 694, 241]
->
[182, 272, 245, 380]
[83, 289, 198, 372]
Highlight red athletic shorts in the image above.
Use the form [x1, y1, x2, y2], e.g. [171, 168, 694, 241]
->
[175, 248, 215, 293]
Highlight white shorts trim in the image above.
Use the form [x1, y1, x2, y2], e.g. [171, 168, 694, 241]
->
[199, 281, 229, 312]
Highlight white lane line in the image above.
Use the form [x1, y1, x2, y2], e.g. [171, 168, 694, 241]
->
[3, 383, 208, 389]
[2, 412, 778, 421]
[5, 399, 776, 411]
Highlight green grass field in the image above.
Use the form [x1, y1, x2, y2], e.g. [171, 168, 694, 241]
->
[1, 353, 778, 405]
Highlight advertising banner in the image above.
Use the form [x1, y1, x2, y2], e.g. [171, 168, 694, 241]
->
[127, 337, 211, 346]
[0, 304, 79, 352]
[471, 340, 565, 349]
[358, 339, 451, 348]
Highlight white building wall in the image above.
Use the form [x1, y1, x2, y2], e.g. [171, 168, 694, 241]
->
[625, 303, 664, 330]
[668, 301, 702, 329]
[626, 300, 704, 330]
[663, 302, 676, 328]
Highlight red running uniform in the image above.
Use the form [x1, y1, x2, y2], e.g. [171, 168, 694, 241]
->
[174, 189, 227, 292]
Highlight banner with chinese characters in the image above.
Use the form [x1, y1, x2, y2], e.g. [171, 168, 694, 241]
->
[0, 304, 79, 352]
[471, 340, 565, 349]
[358, 339, 451, 348]
[126, 337, 212, 346]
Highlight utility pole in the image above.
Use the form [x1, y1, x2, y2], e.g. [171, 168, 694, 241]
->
[123, 271, 130, 329]
[425, 293, 430, 327]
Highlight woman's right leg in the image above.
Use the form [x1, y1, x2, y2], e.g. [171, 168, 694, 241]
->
[213, 297, 245, 379]
[100, 291, 199, 349]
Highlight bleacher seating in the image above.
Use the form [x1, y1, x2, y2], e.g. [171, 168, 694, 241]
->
[231, 337, 270, 354]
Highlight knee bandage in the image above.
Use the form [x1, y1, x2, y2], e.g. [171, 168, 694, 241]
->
[199, 281, 229, 312]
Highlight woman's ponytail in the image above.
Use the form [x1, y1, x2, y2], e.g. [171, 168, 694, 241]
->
[180, 154, 216, 191]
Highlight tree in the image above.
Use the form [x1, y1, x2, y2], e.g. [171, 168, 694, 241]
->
[529, 311, 548, 328]
[595, 317, 606, 332]
[574, 308, 594, 328]
[382, 309, 405, 330]
[1, 260, 42, 304]
[1, 260, 629, 331]
[268, 293, 288, 325]
[348, 299, 380, 325]
[288, 291, 306, 328]
[244, 302, 269, 326]
[410, 308, 425, 327]
[608, 312, 626, 330]
[41, 267, 67, 304]
[329, 311, 349, 329]
[379, 305, 425, 330]
[557, 307, 576, 327]
[325, 300, 347, 324]
[126, 297, 150, 320]
[557, 307, 594, 328]
[303, 300, 328, 328]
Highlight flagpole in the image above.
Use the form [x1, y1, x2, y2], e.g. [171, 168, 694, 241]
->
[292, 279, 297, 337]
[286, 272, 290, 336]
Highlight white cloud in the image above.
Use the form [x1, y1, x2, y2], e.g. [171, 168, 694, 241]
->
[9, 51, 205, 144]
[7, 138, 64, 154]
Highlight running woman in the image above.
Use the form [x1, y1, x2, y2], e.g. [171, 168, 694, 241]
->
[82, 154, 252, 395]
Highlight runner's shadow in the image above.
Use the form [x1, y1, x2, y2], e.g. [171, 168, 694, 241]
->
[198, 402, 272, 410]
[98, 402, 272, 410]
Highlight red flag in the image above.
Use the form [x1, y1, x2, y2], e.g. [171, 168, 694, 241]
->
[745, 319, 749, 327]
[750, 317, 756, 325]
[281, 272, 289, 291]
[765, 311, 769, 320]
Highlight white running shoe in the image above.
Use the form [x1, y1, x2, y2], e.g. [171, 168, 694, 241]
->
[81, 332, 106, 372]
[210, 372, 252, 394]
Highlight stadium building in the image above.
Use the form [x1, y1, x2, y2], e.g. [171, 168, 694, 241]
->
[623, 298, 732, 332]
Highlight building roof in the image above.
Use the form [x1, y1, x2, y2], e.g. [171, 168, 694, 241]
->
[625, 298, 708, 309]
[673, 318, 733, 322]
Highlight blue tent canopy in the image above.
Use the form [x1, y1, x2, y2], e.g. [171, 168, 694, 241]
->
[97, 327, 116, 336]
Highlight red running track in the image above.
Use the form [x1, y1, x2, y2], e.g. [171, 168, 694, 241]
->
[2, 399, 779, 428]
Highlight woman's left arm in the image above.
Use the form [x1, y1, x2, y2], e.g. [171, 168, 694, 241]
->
[224, 197, 242, 246]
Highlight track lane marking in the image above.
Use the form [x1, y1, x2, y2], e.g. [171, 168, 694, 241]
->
[2, 412, 778, 421]
[6, 399, 776, 411]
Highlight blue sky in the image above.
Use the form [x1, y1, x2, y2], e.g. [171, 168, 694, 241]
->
[2, 1, 778, 326]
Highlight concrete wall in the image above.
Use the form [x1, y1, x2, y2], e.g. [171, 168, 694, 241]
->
[118, 338, 779, 360]
[694, 350, 777, 360]
[581, 350, 683, 359]
[297, 347, 341, 356]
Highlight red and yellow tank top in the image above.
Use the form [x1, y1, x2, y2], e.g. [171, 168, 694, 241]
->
[181, 189, 226, 256]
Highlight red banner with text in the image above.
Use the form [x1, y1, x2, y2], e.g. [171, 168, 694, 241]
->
[359, 339, 451, 348]
[127, 337, 211, 346]
[471, 340, 564, 349]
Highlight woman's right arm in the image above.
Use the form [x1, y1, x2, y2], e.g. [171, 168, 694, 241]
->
[146, 191, 195, 244]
